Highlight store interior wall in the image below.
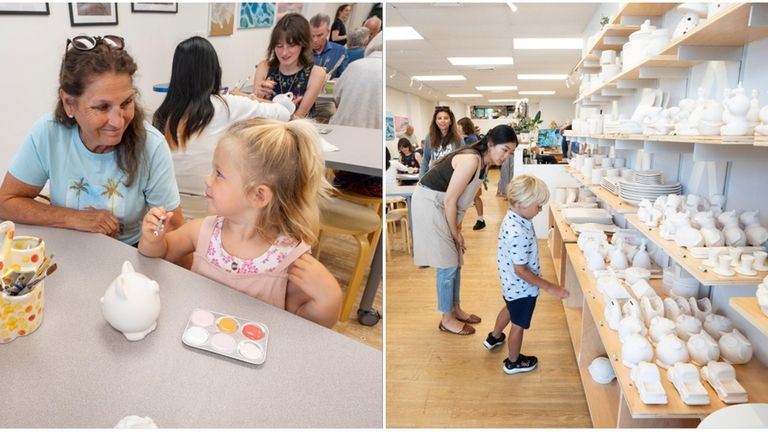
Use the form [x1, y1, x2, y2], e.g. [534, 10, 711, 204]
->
[0, 2, 373, 176]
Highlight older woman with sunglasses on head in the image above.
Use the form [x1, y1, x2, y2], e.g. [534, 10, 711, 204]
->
[412, 125, 518, 335]
[419, 106, 464, 178]
[0, 35, 183, 247]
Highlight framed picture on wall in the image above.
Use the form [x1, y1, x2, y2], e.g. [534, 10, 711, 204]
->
[69, 3, 118, 26]
[131, 3, 177, 13]
[0, 3, 49, 14]
[209, 3, 235, 37]
[239, 3, 275, 29]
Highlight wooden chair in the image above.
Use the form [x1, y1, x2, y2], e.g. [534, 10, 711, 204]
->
[317, 191, 382, 321]
[386, 207, 410, 260]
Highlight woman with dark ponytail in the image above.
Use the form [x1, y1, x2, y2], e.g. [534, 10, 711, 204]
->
[411, 124, 518, 335]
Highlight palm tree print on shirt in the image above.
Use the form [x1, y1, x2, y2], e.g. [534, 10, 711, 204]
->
[68, 177, 90, 209]
[101, 178, 124, 214]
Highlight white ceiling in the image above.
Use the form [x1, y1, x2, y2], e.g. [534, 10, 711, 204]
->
[386, 2, 600, 104]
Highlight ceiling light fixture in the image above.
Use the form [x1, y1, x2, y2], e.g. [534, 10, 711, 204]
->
[447, 57, 514, 66]
[411, 75, 466, 81]
[517, 74, 568, 80]
[513, 38, 583, 49]
[488, 98, 520, 103]
[447, 94, 482, 98]
[518, 90, 556, 95]
[386, 26, 424, 41]
[506, 2, 518, 12]
[476, 85, 518, 92]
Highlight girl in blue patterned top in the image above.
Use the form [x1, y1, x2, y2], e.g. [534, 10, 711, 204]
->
[485, 175, 569, 375]
[252, 13, 326, 119]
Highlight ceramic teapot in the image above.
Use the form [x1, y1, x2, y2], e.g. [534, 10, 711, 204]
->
[656, 333, 690, 369]
[649, 316, 677, 345]
[101, 261, 161, 341]
[687, 330, 720, 366]
[675, 314, 702, 341]
[718, 329, 753, 364]
[739, 210, 768, 246]
[703, 314, 733, 340]
[622, 333, 654, 368]
[717, 210, 747, 247]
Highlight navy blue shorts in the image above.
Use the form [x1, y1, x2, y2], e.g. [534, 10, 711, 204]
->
[504, 296, 538, 329]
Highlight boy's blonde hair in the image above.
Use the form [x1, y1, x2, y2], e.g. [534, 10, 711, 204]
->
[506, 175, 549, 210]
[220, 118, 331, 245]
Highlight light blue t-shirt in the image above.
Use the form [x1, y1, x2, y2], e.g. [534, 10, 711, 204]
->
[497, 209, 541, 301]
[9, 113, 181, 245]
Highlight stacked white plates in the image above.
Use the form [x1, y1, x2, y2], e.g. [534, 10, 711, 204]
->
[601, 176, 621, 196]
[618, 179, 682, 205]
[633, 170, 663, 185]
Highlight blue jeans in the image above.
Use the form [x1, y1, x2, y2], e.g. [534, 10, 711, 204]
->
[436, 266, 461, 313]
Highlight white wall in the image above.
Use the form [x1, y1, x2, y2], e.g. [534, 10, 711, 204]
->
[385, 87, 458, 156]
[0, 2, 366, 176]
[537, 97, 577, 127]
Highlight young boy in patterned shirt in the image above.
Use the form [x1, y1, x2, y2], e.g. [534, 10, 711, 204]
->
[485, 175, 569, 374]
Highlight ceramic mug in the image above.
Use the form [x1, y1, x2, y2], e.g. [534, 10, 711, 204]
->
[0, 221, 15, 274]
[4, 236, 45, 274]
[0, 280, 45, 343]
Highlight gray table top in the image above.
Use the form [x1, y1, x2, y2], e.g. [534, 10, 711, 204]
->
[0, 224, 382, 428]
[320, 124, 382, 177]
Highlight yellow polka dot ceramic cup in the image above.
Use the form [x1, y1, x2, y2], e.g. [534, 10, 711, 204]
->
[0, 220, 15, 274]
[0, 280, 45, 343]
[5, 236, 45, 274]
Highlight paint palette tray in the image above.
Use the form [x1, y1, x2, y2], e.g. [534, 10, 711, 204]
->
[181, 309, 269, 365]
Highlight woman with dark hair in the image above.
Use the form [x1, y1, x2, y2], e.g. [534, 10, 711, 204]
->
[411, 125, 518, 335]
[397, 138, 420, 170]
[419, 106, 463, 177]
[331, 4, 352, 46]
[0, 35, 183, 246]
[153, 36, 291, 201]
[457, 117, 480, 145]
[252, 13, 326, 119]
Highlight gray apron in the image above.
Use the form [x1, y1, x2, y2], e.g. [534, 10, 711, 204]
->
[412, 155, 484, 268]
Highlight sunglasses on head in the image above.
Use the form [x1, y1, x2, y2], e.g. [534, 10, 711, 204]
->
[66, 35, 124, 52]
[434, 106, 450, 112]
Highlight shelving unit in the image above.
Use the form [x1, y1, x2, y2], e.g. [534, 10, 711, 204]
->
[610, 3, 677, 25]
[564, 132, 759, 147]
[625, 214, 767, 286]
[548, 202, 579, 286]
[730, 297, 768, 335]
[564, 244, 768, 427]
[588, 186, 638, 214]
[574, 3, 768, 106]
[565, 167, 599, 186]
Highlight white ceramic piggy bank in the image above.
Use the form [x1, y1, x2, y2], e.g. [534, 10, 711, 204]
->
[101, 261, 161, 341]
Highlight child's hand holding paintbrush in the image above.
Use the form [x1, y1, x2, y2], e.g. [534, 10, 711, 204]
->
[138, 207, 174, 256]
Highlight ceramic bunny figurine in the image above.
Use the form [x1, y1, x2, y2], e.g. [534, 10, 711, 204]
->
[101, 261, 161, 341]
[673, 98, 699, 135]
[721, 87, 751, 136]
[672, 212, 704, 248]
[739, 210, 768, 246]
[699, 99, 724, 135]
[695, 211, 725, 247]
[718, 210, 747, 246]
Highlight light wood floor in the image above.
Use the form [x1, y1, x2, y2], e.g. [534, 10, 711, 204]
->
[386, 168, 591, 427]
[320, 232, 382, 351]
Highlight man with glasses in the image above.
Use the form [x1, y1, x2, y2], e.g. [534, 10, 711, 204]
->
[309, 13, 348, 123]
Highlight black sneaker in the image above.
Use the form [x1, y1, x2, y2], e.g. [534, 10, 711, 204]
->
[503, 354, 538, 375]
[472, 219, 486, 230]
[484, 332, 506, 350]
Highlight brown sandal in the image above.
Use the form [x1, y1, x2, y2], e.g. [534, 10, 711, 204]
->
[456, 314, 482, 324]
[438, 321, 476, 335]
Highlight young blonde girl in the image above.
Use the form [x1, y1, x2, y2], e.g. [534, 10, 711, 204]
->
[138, 119, 341, 328]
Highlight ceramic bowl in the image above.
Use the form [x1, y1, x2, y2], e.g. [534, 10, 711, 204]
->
[588, 356, 616, 384]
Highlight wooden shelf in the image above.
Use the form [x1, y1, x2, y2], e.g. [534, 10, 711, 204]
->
[564, 305, 584, 362]
[565, 132, 759, 146]
[549, 202, 579, 243]
[625, 214, 767, 286]
[730, 297, 768, 335]
[577, 360, 621, 427]
[660, 3, 768, 56]
[610, 3, 677, 25]
[566, 168, 599, 186]
[755, 136, 768, 147]
[589, 186, 638, 214]
[566, 243, 768, 419]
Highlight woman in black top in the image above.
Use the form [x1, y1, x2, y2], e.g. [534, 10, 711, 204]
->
[398, 138, 420, 170]
[411, 125, 518, 335]
[331, 4, 352, 46]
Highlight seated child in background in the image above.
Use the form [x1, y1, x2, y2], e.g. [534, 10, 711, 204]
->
[139, 119, 342, 328]
[485, 175, 569, 374]
[397, 138, 420, 171]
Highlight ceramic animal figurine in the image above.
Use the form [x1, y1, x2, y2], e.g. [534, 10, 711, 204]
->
[718, 329, 753, 364]
[621, 333, 654, 368]
[672, 11, 701, 39]
[656, 333, 690, 369]
[756, 281, 768, 317]
[718, 210, 747, 246]
[675, 314, 702, 341]
[649, 316, 677, 345]
[703, 314, 734, 340]
[642, 107, 672, 135]
[739, 210, 768, 246]
[695, 211, 725, 247]
[756, 101, 768, 135]
[605, 299, 623, 331]
[673, 98, 700, 135]
[747, 89, 760, 133]
[101, 261, 161, 341]
[619, 315, 647, 343]
[687, 330, 720, 366]
[689, 297, 712, 322]
[272, 92, 296, 115]
[721, 87, 751, 136]
[641, 296, 665, 327]
[671, 212, 704, 248]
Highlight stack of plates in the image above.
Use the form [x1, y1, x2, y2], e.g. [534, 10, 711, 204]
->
[618, 180, 681, 205]
[601, 176, 621, 196]
[632, 170, 663, 185]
